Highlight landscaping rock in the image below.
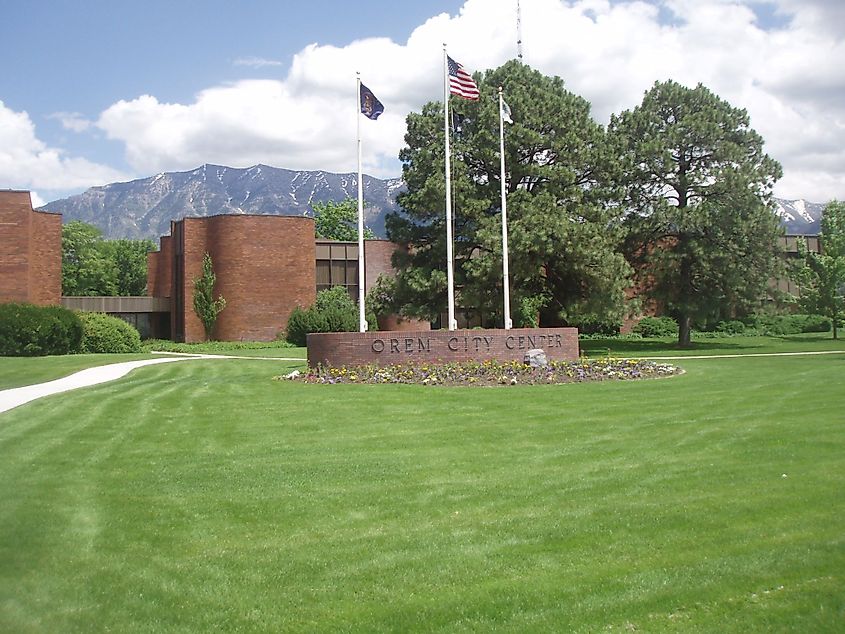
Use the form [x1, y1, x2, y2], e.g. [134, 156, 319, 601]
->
[524, 348, 548, 367]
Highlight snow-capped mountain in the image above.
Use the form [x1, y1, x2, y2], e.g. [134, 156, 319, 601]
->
[41, 164, 404, 240]
[773, 198, 825, 234]
[41, 164, 825, 241]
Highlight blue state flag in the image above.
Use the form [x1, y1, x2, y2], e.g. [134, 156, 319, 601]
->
[360, 83, 384, 120]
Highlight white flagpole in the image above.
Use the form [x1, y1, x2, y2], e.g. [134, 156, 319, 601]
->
[499, 87, 512, 330]
[356, 73, 367, 332]
[443, 45, 457, 331]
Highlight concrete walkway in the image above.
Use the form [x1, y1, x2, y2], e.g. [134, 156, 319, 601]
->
[0, 353, 307, 414]
[0, 357, 195, 414]
[1, 349, 841, 415]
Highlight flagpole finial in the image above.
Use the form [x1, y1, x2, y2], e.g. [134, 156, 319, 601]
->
[498, 86, 503, 94]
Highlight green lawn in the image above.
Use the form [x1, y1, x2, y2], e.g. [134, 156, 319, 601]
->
[0, 345, 843, 631]
[580, 331, 845, 357]
[0, 353, 156, 390]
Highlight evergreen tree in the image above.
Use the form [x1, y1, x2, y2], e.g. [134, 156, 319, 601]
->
[795, 200, 845, 339]
[192, 252, 226, 340]
[608, 80, 784, 346]
[387, 60, 631, 329]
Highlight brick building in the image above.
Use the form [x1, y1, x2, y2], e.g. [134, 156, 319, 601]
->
[0, 191, 61, 306]
[1, 189, 821, 341]
[148, 214, 424, 342]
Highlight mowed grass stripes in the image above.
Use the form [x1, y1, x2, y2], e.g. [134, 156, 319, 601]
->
[0, 354, 843, 632]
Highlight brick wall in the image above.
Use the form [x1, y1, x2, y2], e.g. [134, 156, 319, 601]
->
[147, 234, 172, 298]
[29, 211, 62, 305]
[364, 239, 430, 332]
[363, 239, 397, 293]
[308, 327, 580, 368]
[163, 215, 316, 342]
[0, 191, 61, 306]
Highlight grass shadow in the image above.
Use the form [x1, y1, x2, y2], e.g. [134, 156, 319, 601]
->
[580, 338, 749, 356]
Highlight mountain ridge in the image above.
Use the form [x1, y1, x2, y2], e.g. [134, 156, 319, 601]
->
[41, 163, 403, 240]
[41, 163, 825, 240]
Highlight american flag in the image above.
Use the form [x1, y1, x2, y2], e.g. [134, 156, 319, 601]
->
[447, 56, 480, 100]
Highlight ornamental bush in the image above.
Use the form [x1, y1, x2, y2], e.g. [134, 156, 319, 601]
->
[632, 316, 678, 338]
[285, 286, 375, 346]
[715, 319, 746, 335]
[0, 303, 83, 356]
[285, 306, 329, 347]
[78, 312, 142, 353]
[744, 313, 831, 335]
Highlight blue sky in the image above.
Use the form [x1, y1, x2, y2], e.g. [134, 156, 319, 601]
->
[1, 0, 843, 205]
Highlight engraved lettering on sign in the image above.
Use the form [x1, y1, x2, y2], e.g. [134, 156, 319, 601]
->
[448, 336, 459, 351]
[371, 339, 385, 353]
[390, 338, 400, 353]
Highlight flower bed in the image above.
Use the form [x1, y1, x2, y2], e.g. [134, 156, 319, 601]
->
[279, 358, 681, 386]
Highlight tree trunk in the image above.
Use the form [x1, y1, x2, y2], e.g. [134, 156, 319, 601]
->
[677, 249, 693, 348]
[678, 314, 692, 348]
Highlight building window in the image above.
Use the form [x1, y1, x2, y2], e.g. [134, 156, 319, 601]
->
[316, 241, 360, 302]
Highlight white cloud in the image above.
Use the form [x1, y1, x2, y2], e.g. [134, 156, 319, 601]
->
[0, 100, 129, 195]
[95, 0, 844, 201]
[47, 111, 94, 133]
[29, 191, 47, 208]
[232, 56, 284, 68]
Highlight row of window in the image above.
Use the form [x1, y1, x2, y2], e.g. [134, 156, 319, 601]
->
[316, 242, 360, 301]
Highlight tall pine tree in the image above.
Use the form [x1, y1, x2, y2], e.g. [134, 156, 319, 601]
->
[387, 61, 631, 329]
[608, 80, 783, 346]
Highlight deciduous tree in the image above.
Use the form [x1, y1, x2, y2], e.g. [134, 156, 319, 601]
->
[795, 200, 845, 339]
[313, 199, 375, 241]
[61, 221, 118, 296]
[62, 221, 155, 296]
[102, 238, 157, 295]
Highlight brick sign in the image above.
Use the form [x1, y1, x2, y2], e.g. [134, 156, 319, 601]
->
[307, 328, 579, 368]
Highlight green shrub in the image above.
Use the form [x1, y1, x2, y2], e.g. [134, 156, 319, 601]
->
[78, 312, 142, 353]
[0, 303, 83, 356]
[715, 320, 746, 335]
[285, 286, 370, 346]
[285, 306, 328, 347]
[322, 306, 359, 333]
[142, 339, 296, 353]
[744, 313, 831, 336]
[514, 294, 548, 328]
[632, 316, 678, 338]
[314, 286, 356, 313]
[573, 318, 621, 336]
[795, 314, 832, 333]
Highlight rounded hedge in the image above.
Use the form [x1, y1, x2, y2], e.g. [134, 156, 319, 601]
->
[78, 312, 142, 353]
[285, 306, 328, 347]
[632, 316, 678, 338]
[285, 286, 372, 346]
[0, 303, 83, 356]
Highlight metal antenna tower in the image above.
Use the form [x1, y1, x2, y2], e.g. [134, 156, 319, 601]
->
[517, 0, 523, 60]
